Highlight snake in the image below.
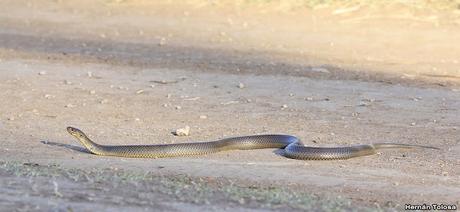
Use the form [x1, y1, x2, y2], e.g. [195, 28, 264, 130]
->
[67, 126, 439, 160]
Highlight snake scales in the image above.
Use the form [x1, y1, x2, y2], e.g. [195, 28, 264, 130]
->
[67, 126, 439, 160]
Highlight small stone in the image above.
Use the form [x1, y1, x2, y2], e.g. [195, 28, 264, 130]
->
[281, 104, 288, 109]
[358, 102, 370, 107]
[174, 126, 190, 136]
[159, 37, 166, 46]
[136, 89, 144, 94]
[135, 118, 140, 121]
[289, 93, 294, 97]
[44, 94, 54, 99]
[89, 90, 96, 95]
[184, 97, 200, 101]
[87, 72, 93, 78]
[199, 115, 207, 119]
[311, 67, 330, 73]
[65, 104, 75, 108]
[411, 122, 416, 126]
[362, 98, 375, 102]
[175, 105, 182, 110]
[237, 82, 245, 89]
[7, 117, 15, 121]
[305, 97, 313, 101]
[163, 104, 168, 107]
[100, 99, 108, 104]
[238, 198, 245, 204]
[38, 71, 46, 75]
[150, 84, 155, 88]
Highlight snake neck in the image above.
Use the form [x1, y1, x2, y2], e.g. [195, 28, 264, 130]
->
[76, 135, 105, 155]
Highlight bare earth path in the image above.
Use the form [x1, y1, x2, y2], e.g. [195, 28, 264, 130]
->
[0, 1, 459, 211]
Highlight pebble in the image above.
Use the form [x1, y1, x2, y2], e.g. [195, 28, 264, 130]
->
[64, 80, 72, 85]
[38, 71, 46, 75]
[65, 104, 75, 108]
[89, 90, 96, 95]
[87, 72, 93, 78]
[136, 89, 144, 94]
[99, 99, 108, 104]
[305, 97, 313, 101]
[7, 117, 15, 121]
[175, 106, 182, 110]
[281, 104, 288, 109]
[238, 82, 245, 89]
[362, 98, 376, 102]
[358, 102, 370, 107]
[159, 37, 166, 46]
[44, 94, 54, 99]
[410, 122, 416, 126]
[311, 67, 330, 73]
[221, 101, 239, 105]
[174, 126, 190, 136]
[184, 97, 200, 101]
[199, 115, 207, 119]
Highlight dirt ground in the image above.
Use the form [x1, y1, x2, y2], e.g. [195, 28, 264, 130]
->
[0, 0, 459, 211]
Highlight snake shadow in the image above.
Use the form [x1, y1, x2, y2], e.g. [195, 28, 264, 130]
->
[272, 149, 287, 157]
[41, 140, 91, 154]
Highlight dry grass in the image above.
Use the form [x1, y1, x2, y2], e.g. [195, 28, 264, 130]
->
[0, 161, 387, 211]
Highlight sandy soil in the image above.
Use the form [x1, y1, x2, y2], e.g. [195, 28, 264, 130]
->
[0, 0, 459, 211]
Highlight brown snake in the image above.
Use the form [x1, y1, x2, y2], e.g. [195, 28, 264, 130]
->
[67, 126, 439, 160]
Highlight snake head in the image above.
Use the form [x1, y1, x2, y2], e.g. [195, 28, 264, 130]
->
[67, 126, 86, 138]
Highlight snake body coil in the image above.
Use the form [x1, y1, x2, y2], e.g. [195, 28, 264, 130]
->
[67, 127, 438, 160]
